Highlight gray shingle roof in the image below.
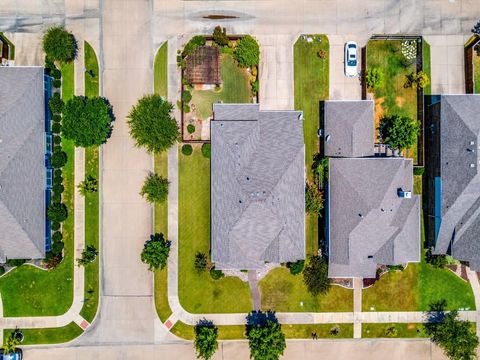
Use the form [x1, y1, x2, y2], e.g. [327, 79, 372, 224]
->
[328, 158, 420, 278]
[324, 100, 374, 158]
[434, 95, 480, 270]
[0, 67, 45, 261]
[211, 104, 305, 270]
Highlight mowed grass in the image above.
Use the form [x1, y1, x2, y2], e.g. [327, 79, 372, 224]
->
[422, 39, 432, 95]
[84, 41, 99, 98]
[259, 267, 353, 312]
[191, 54, 252, 120]
[362, 323, 427, 338]
[152, 42, 172, 322]
[474, 50, 480, 94]
[0, 63, 75, 317]
[178, 149, 252, 313]
[171, 321, 246, 340]
[367, 40, 418, 162]
[283, 323, 353, 339]
[294, 35, 329, 256]
[3, 323, 83, 345]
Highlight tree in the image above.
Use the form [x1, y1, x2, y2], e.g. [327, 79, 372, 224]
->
[77, 245, 98, 266]
[212, 26, 229, 47]
[140, 173, 169, 203]
[141, 233, 171, 271]
[47, 202, 68, 223]
[194, 319, 219, 360]
[182, 35, 207, 58]
[201, 143, 211, 159]
[286, 259, 305, 275]
[405, 71, 430, 89]
[78, 175, 98, 196]
[2, 329, 21, 354]
[62, 96, 113, 147]
[195, 252, 208, 273]
[246, 311, 286, 360]
[50, 150, 67, 168]
[49, 94, 64, 113]
[379, 114, 420, 151]
[303, 255, 331, 296]
[472, 20, 480, 35]
[43, 26, 77, 63]
[365, 68, 383, 89]
[305, 183, 324, 215]
[234, 35, 260, 67]
[128, 94, 179, 153]
[424, 302, 479, 360]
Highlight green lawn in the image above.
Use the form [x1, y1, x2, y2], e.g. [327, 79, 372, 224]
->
[178, 149, 252, 313]
[367, 40, 418, 162]
[154, 42, 168, 97]
[4, 323, 83, 345]
[294, 35, 329, 256]
[84, 41, 99, 98]
[0, 63, 75, 317]
[79, 41, 100, 323]
[283, 323, 353, 339]
[362, 323, 427, 338]
[259, 267, 353, 312]
[171, 321, 246, 340]
[190, 54, 252, 120]
[474, 50, 480, 94]
[422, 39, 432, 95]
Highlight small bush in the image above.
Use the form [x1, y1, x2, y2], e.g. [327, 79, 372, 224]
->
[182, 90, 192, 103]
[405, 71, 430, 89]
[182, 35, 206, 58]
[51, 221, 61, 231]
[77, 175, 98, 196]
[140, 173, 169, 203]
[52, 114, 62, 123]
[77, 245, 98, 266]
[182, 144, 193, 156]
[195, 252, 208, 273]
[51, 68, 62, 79]
[6, 259, 27, 267]
[53, 135, 62, 145]
[187, 124, 195, 134]
[413, 166, 425, 176]
[213, 26, 229, 46]
[53, 175, 63, 185]
[286, 259, 305, 275]
[52, 231, 63, 243]
[51, 192, 61, 203]
[45, 56, 55, 72]
[365, 68, 383, 90]
[425, 248, 448, 268]
[47, 202, 68, 222]
[305, 183, 324, 215]
[252, 80, 259, 94]
[52, 79, 61, 88]
[51, 151, 67, 168]
[210, 267, 225, 280]
[201, 143, 211, 158]
[183, 103, 190, 113]
[54, 169, 63, 178]
[49, 96, 64, 114]
[51, 122, 61, 134]
[0, 266, 5, 276]
[234, 35, 260, 67]
[51, 241, 64, 256]
[52, 183, 64, 194]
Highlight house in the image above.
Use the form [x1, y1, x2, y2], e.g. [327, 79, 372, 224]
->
[0, 67, 47, 262]
[210, 104, 305, 270]
[325, 100, 421, 278]
[426, 95, 480, 269]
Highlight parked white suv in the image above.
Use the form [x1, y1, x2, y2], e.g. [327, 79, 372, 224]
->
[344, 41, 358, 77]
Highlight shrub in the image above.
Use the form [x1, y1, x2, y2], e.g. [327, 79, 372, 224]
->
[141, 233, 170, 271]
[317, 49, 327, 59]
[77, 245, 98, 266]
[365, 68, 383, 90]
[212, 26, 229, 46]
[305, 183, 324, 215]
[140, 173, 169, 203]
[54, 169, 63, 178]
[0, 266, 5, 276]
[51, 68, 62, 79]
[128, 94, 179, 153]
[45, 56, 55, 72]
[6, 259, 27, 267]
[62, 96, 114, 147]
[286, 259, 305, 275]
[251, 80, 259, 95]
[234, 35, 260, 67]
[182, 35, 206, 58]
[52, 231, 63, 243]
[53, 135, 62, 145]
[182, 144, 193, 156]
[201, 143, 211, 159]
[49, 95, 64, 114]
[51, 192, 61, 203]
[47, 202, 68, 222]
[182, 90, 192, 103]
[77, 175, 98, 196]
[53, 175, 63, 185]
[52, 183, 64, 194]
[314, 156, 329, 185]
[414, 166, 425, 176]
[42, 26, 78, 63]
[405, 71, 430, 89]
[379, 114, 420, 151]
[425, 248, 448, 268]
[52, 114, 62, 123]
[51, 122, 61, 134]
[52, 79, 61, 88]
[209, 267, 224, 280]
[51, 150, 67, 168]
[195, 252, 208, 273]
[51, 221, 61, 231]
[183, 103, 191, 113]
[187, 124, 195, 134]
[51, 241, 64, 256]
[303, 255, 330, 295]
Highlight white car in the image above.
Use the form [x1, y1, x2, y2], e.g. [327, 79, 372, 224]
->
[344, 41, 358, 77]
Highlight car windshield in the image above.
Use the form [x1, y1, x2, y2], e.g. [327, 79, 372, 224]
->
[347, 59, 357, 66]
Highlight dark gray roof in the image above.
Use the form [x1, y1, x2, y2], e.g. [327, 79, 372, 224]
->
[211, 104, 305, 270]
[328, 158, 420, 278]
[0, 67, 45, 261]
[324, 100, 374, 158]
[434, 95, 480, 270]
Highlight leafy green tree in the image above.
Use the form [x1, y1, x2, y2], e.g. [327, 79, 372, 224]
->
[303, 255, 331, 296]
[77, 245, 98, 266]
[128, 94, 179, 153]
[194, 319, 219, 360]
[305, 183, 324, 215]
[379, 114, 420, 151]
[43, 26, 77, 63]
[234, 35, 260, 67]
[286, 259, 305, 275]
[246, 311, 286, 360]
[365, 68, 383, 89]
[51, 150, 67, 168]
[195, 252, 208, 273]
[62, 96, 113, 147]
[182, 35, 206, 58]
[424, 302, 479, 360]
[405, 71, 430, 89]
[47, 202, 68, 223]
[212, 26, 229, 47]
[201, 143, 211, 159]
[140, 173, 169, 203]
[141, 233, 171, 271]
[49, 94, 64, 114]
[2, 329, 21, 354]
[78, 175, 98, 196]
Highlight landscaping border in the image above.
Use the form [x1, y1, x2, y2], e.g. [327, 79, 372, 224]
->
[465, 35, 480, 94]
